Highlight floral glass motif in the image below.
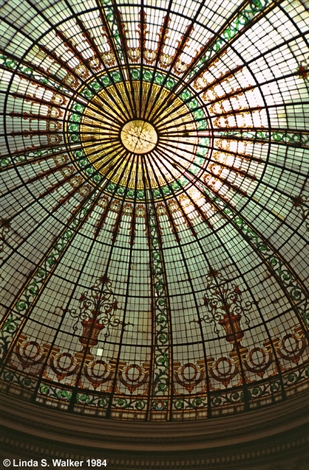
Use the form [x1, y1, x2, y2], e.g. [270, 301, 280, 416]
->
[0, 0, 308, 421]
[296, 58, 309, 80]
[200, 270, 251, 336]
[68, 276, 128, 349]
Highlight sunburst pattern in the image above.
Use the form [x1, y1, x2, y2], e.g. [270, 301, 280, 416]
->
[74, 75, 202, 193]
[0, 0, 309, 422]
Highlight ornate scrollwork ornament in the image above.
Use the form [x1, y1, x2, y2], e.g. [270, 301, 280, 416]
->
[65, 277, 132, 354]
[243, 344, 273, 378]
[291, 193, 309, 230]
[0, 218, 10, 255]
[296, 58, 309, 80]
[207, 356, 238, 387]
[174, 361, 205, 393]
[14, 334, 50, 371]
[274, 327, 307, 365]
[83, 358, 115, 390]
[118, 363, 150, 393]
[49, 349, 80, 382]
[199, 270, 251, 336]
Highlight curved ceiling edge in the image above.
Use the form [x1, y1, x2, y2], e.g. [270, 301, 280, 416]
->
[0, 392, 308, 452]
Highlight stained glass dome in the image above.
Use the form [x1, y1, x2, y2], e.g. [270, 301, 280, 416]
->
[0, 0, 309, 423]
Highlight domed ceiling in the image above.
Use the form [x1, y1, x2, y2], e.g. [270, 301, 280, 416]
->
[0, 0, 309, 422]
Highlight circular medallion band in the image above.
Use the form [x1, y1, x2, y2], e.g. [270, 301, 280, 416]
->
[120, 120, 158, 154]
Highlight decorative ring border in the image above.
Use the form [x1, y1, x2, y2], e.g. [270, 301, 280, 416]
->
[65, 66, 210, 201]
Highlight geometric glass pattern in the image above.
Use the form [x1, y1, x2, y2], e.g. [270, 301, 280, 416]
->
[0, 0, 309, 421]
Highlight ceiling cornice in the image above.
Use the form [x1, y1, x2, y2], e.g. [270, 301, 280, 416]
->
[1, 391, 308, 452]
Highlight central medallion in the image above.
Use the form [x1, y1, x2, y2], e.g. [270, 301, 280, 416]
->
[120, 120, 158, 154]
[73, 74, 206, 194]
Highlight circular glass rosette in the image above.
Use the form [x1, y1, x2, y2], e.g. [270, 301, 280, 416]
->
[65, 67, 210, 201]
[120, 120, 158, 154]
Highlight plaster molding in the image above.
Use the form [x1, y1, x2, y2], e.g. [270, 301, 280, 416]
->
[1, 391, 308, 452]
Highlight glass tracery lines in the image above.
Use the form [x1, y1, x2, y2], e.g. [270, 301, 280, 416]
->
[0, 0, 309, 421]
